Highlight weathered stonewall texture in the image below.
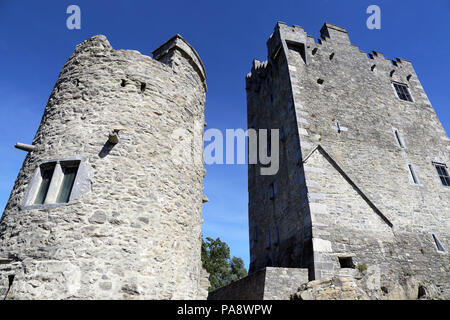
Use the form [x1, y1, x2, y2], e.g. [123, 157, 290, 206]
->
[292, 266, 443, 300]
[208, 267, 308, 300]
[246, 22, 449, 298]
[0, 34, 209, 299]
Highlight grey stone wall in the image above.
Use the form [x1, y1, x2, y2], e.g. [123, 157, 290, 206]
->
[0, 34, 209, 299]
[208, 267, 308, 300]
[247, 22, 449, 298]
[208, 268, 267, 300]
[263, 267, 308, 300]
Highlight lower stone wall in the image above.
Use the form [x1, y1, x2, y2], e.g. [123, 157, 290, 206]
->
[208, 267, 309, 300]
[263, 267, 309, 300]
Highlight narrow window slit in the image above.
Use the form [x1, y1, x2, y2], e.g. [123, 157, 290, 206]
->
[4, 274, 15, 299]
[140, 82, 146, 92]
[275, 226, 280, 245]
[394, 129, 405, 148]
[269, 182, 276, 200]
[265, 229, 272, 249]
[432, 234, 445, 252]
[408, 164, 419, 185]
[8, 274, 15, 287]
[329, 52, 334, 60]
[121, 79, 126, 87]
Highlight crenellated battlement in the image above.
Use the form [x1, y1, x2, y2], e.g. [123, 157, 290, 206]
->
[153, 34, 207, 91]
[262, 22, 417, 77]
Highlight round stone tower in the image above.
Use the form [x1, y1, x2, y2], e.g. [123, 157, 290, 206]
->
[0, 34, 209, 299]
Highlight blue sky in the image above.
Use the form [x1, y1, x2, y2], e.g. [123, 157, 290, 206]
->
[0, 1, 449, 269]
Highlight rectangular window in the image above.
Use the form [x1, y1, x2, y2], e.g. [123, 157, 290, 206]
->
[408, 164, 419, 185]
[393, 82, 413, 102]
[26, 159, 82, 208]
[433, 163, 450, 187]
[56, 163, 79, 203]
[34, 165, 55, 205]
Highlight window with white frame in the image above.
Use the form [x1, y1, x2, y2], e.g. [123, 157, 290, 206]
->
[22, 158, 88, 209]
[392, 82, 413, 102]
[433, 162, 450, 187]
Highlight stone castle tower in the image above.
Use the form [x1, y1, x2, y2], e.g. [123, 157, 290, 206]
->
[244, 22, 449, 297]
[0, 34, 209, 299]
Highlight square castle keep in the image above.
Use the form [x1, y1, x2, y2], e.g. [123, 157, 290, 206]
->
[209, 22, 449, 300]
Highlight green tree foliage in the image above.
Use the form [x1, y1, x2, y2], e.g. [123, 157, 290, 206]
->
[201, 237, 248, 291]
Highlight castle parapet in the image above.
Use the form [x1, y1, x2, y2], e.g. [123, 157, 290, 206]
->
[153, 34, 207, 91]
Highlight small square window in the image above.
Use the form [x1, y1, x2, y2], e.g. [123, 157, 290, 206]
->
[393, 82, 413, 102]
[433, 162, 450, 187]
[338, 256, 355, 268]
